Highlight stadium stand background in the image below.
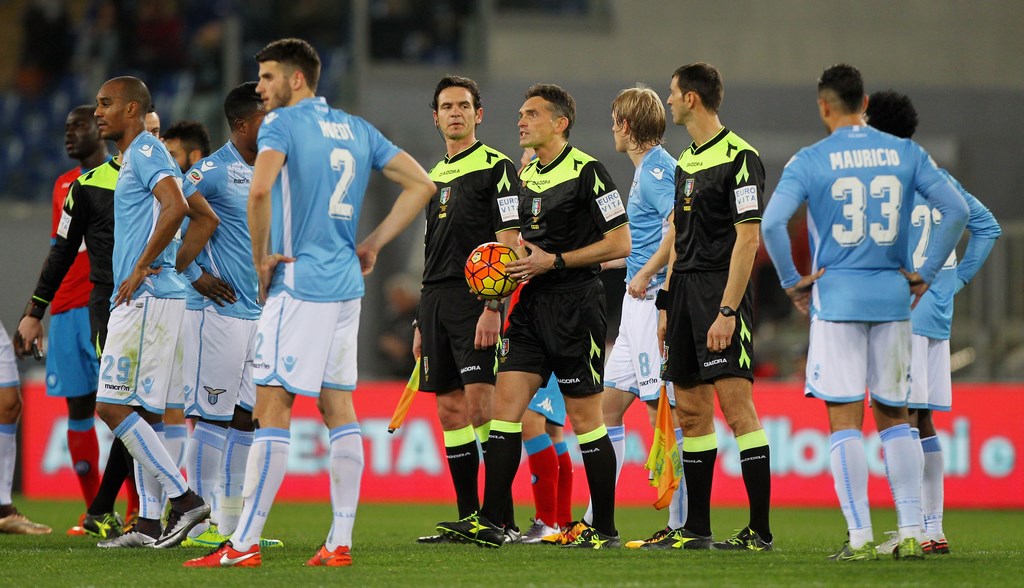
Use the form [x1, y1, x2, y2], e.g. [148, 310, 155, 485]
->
[2, 0, 1022, 380]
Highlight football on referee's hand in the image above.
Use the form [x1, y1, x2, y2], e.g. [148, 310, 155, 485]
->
[465, 242, 518, 300]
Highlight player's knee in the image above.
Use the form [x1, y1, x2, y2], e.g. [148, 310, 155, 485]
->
[66, 394, 97, 421]
[0, 391, 22, 423]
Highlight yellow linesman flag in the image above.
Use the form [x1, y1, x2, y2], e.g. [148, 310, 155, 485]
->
[388, 357, 420, 434]
[644, 384, 682, 509]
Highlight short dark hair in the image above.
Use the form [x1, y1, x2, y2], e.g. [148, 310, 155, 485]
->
[430, 75, 483, 112]
[524, 83, 575, 139]
[866, 90, 918, 140]
[818, 64, 865, 114]
[162, 120, 212, 158]
[672, 63, 724, 113]
[224, 82, 264, 129]
[255, 38, 321, 91]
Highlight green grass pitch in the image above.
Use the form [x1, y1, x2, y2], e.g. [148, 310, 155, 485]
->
[2, 498, 1021, 587]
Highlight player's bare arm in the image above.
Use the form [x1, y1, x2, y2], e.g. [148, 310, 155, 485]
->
[113, 176, 187, 306]
[248, 148, 294, 300]
[356, 151, 435, 275]
[707, 220, 759, 352]
[783, 268, 826, 315]
[509, 224, 631, 281]
[175, 192, 237, 306]
[628, 223, 672, 299]
[899, 267, 930, 310]
[656, 215, 676, 355]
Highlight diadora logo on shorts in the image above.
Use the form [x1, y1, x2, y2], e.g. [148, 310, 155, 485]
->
[703, 358, 727, 368]
[283, 356, 297, 372]
[557, 377, 580, 385]
[204, 386, 227, 405]
[460, 365, 481, 374]
[142, 377, 155, 393]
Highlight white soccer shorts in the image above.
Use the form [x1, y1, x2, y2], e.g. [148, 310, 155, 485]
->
[97, 295, 185, 414]
[603, 291, 670, 403]
[182, 308, 258, 420]
[0, 321, 18, 387]
[909, 334, 952, 411]
[804, 317, 911, 407]
[253, 291, 360, 396]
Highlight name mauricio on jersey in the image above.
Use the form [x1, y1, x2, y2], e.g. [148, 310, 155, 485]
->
[829, 148, 901, 170]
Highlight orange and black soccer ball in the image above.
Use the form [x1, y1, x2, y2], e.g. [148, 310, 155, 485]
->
[465, 242, 519, 300]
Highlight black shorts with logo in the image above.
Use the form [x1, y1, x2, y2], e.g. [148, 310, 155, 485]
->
[663, 271, 754, 387]
[498, 278, 606, 397]
[418, 283, 497, 393]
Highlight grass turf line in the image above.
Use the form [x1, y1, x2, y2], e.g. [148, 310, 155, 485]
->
[1, 498, 1021, 587]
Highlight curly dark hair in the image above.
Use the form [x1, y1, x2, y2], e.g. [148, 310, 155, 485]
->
[866, 90, 918, 139]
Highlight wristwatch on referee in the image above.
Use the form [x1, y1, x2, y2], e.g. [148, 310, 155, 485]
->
[552, 253, 566, 270]
[719, 305, 736, 317]
[484, 299, 502, 313]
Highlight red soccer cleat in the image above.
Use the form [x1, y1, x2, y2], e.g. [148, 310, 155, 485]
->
[305, 544, 352, 567]
[183, 541, 261, 568]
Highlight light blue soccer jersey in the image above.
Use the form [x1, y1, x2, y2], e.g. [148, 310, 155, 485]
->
[909, 171, 1000, 339]
[625, 145, 676, 288]
[181, 141, 261, 320]
[112, 131, 188, 305]
[763, 125, 968, 322]
[258, 97, 401, 302]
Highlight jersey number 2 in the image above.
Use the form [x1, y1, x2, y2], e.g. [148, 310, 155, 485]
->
[830, 175, 902, 247]
[328, 148, 356, 220]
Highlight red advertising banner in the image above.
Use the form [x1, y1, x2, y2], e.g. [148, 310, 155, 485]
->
[19, 381, 1024, 508]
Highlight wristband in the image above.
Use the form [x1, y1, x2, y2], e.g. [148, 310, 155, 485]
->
[26, 298, 48, 320]
[484, 299, 502, 312]
[181, 262, 203, 283]
[655, 289, 670, 311]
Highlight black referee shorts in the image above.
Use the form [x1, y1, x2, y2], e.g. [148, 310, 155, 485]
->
[418, 284, 498, 393]
[89, 286, 113, 358]
[498, 279, 606, 397]
[663, 271, 754, 387]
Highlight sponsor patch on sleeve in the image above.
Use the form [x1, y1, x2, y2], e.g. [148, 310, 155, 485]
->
[596, 190, 626, 222]
[56, 210, 72, 239]
[734, 185, 759, 214]
[497, 195, 519, 222]
[188, 169, 204, 186]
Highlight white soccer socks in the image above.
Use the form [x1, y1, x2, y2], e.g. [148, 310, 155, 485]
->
[219, 428, 254, 536]
[880, 423, 924, 542]
[829, 429, 873, 548]
[232, 428, 290, 551]
[326, 423, 363, 551]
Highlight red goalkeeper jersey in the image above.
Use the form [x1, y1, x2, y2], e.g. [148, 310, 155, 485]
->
[49, 166, 92, 314]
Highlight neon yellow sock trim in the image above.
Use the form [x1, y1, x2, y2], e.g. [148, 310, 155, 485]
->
[490, 419, 522, 434]
[443, 425, 477, 447]
[683, 432, 718, 453]
[474, 422, 491, 443]
[736, 429, 769, 452]
[576, 424, 608, 445]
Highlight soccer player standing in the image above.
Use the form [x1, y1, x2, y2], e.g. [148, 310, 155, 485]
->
[414, 75, 520, 543]
[865, 90, 1001, 556]
[0, 322, 51, 535]
[650, 63, 772, 551]
[438, 83, 630, 549]
[581, 86, 685, 548]
[91, 76, 209, 549]
[14, 106, 109, 529]
[172, 83, 276, 548]
[186, 38, 434, 568]
[761, 64, 968, 560]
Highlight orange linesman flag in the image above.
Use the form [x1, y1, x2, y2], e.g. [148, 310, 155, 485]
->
[388, 358, 420, 434]
[644, 384, 682, 509]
